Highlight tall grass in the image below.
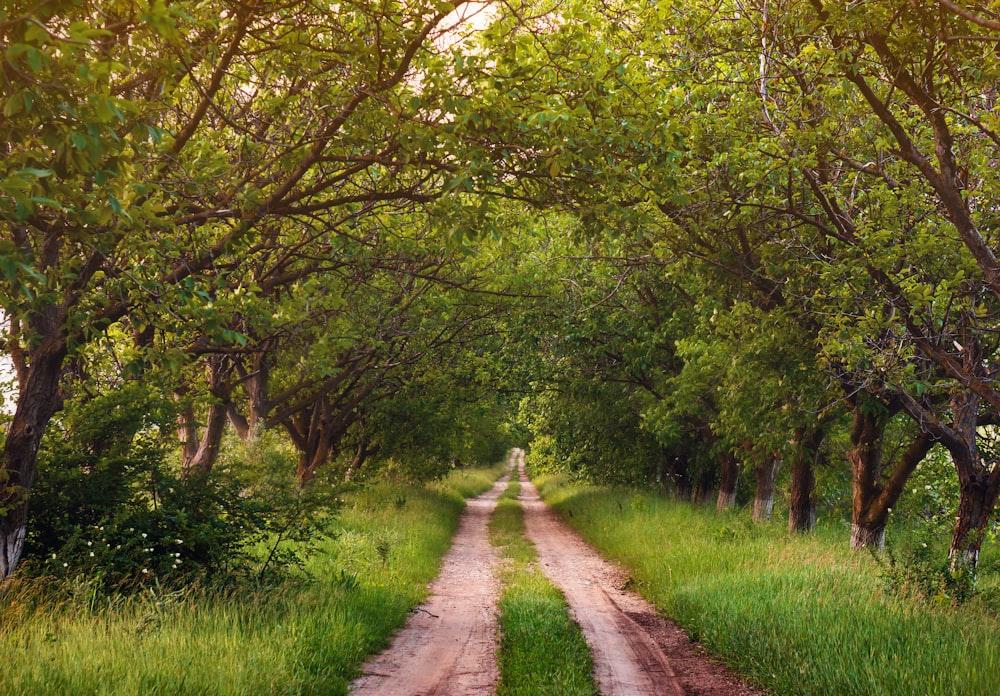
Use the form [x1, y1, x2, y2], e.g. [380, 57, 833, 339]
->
[535, 474, 1000, 696]
[490, 482, 599, 696]
[0, 465, 503, 696]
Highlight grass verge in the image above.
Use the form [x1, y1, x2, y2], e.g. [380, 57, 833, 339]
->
[534, 474, 1000, 696]
[490, 481, 599, 696]
[0, 464, 504, 696]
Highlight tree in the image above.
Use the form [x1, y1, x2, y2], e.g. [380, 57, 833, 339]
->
[0, 0, 492, 578]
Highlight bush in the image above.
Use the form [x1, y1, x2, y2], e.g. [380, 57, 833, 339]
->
[24, 386, 275, 591]
[875, 523, 976, 605]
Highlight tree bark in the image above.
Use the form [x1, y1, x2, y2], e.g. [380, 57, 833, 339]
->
[667, 454, 693, 501]
[716, 451, 739, 512]
[180, 355, 235, 476]
[788, 428, 822, 533]
[950, 469, 1000, 568]
[691, 466, 715, 505]
[847, 404, 932, 550]
[752, 457, 781, 522]
[0, 319, 68, 579]
[896, 388, 1000, 573]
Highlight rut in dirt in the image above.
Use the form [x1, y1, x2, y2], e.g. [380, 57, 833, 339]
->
[517, 451, 762, 696]
[348, 471, 508, 696]
[517, 456, 683, 696]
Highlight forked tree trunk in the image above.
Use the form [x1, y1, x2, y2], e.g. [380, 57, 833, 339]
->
[179, 356, 234, 476]
[752, 458, 781, 522]
[847, 406, 933, 551]
[898, 389, 1000, 574]
[296, 437, 331, 488]
[788, 428, 822, 533]
[716, 452, 739, 512]
[182, 401, 229, 476]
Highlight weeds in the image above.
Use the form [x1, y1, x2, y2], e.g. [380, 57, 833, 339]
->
[490, 481, 599, 696]
[535, 474, 1000, 696]
[0, 464, 503, 695]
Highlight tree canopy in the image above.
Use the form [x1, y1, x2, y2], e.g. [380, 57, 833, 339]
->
[4, 0, 1000, 583]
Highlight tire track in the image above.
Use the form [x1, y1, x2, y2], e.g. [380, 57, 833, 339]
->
[349, 473, 508, 696]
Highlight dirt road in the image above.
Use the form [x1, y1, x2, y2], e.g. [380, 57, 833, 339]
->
[516, 452, 760, 696]
[349, 473, 508, 696]
[350, 451, 761, 695]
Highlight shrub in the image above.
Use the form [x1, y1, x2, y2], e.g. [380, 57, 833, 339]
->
[24, 386, 276, 591]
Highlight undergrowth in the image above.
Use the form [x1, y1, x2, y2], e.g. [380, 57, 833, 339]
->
[0, 465, 503, 695]
[490, 481, 599, 696]
[534, 473, 1000, 696]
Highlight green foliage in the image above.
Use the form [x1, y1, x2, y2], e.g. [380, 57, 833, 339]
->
[536, 476, 1000, 695]
[874, 530, 977, 606]
[25, 388, 300, 590]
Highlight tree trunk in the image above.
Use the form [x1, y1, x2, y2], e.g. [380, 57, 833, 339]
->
[245, 350, 270, 433]
[227, 404, 251, 440]
[850, 523, 886, 550]
[691, 466, 715, 505]
[752, 457, 781, 522]
[899, 389, 1000, 574]
[788, 428, 822, 533]
[847, 405, 932, 550]
[182, 401, 229, 475]
[296, 437, 331, 488]
[668, 455, 692, 501]
[0, 326, 68, 579]
[716, 452, 739, 512]
[949, 471, 1000, 569]
[344, 437, 379, 482]
[176, 401, 199, 463]
[180, 356, 234, 476]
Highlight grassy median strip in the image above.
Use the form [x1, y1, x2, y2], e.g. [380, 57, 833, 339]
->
[535, 474, 1000, 696]
[490, 481, 600, 696]
[0, 464, 505, 696]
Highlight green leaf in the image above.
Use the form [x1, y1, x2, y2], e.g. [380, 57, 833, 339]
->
[17, 168, 53, 179]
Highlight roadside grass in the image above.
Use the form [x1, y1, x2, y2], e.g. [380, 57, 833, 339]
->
[0, 465, 504, 696]
[534, 474, 1000, 696]
[490, 481, 600, 696]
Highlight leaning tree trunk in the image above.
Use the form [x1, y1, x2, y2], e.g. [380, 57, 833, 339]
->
[948, 465, 1000, 571]
[716, 452, 739, 512]
[0, 327, 68, 579]
[752, 458, 781, 522]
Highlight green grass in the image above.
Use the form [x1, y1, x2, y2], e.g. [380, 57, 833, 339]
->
[534, 474, 1000, 696]
[0, 465, 503, 696]
[490, 481, 599, 696]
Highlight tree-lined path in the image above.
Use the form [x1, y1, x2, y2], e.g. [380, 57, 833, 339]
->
[350, 452, 761, 695]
